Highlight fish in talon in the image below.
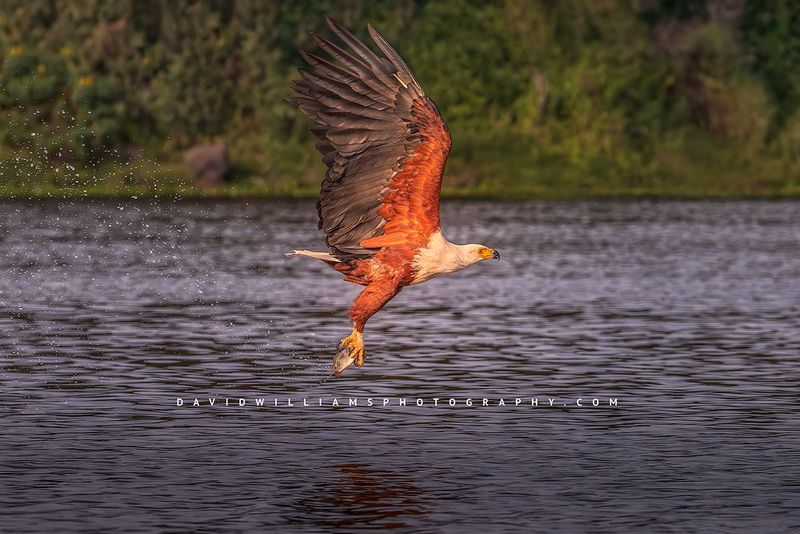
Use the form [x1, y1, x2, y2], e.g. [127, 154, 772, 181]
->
[333, 347, 357, 378]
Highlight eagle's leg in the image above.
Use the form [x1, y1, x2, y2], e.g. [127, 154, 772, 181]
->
[332, 280, 402, 377]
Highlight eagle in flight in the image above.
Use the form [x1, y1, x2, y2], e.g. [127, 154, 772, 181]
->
[287, 17, 499, 377]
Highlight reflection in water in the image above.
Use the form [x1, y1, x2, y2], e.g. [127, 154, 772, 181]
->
[294, 464, 426, 530]
[1, 199, 799, 532]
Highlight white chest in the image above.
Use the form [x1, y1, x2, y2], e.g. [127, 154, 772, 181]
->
[410, 231, 467, 285]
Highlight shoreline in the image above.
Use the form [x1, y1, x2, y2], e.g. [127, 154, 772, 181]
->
[2, 185, 799, 201]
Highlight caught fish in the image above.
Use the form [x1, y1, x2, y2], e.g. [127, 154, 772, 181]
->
[332, 345, 357, 378]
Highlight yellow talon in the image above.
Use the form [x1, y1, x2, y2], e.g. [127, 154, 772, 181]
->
[333, 329, 365, 376]
[354, 345, 365, 367]
[341, 330, 365, 366]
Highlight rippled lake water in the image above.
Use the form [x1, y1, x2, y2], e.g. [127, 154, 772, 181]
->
[1, 199, 798, 532]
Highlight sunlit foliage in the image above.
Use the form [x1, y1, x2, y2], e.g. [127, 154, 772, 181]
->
[0, 0, 797, 197]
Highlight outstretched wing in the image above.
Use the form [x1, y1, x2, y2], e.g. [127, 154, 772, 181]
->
[288, 16, 451, 258]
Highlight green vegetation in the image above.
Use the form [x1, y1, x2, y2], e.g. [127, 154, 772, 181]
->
[1, 0, 799, 199]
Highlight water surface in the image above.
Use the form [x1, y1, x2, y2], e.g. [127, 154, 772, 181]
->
[1, 199, 798, 532]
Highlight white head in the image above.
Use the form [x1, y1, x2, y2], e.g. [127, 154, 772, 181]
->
[455, 243, 500, 267]
[410, 232, 500, 285]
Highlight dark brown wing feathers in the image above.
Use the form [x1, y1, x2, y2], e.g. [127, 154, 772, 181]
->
[288, 16, 450, 259]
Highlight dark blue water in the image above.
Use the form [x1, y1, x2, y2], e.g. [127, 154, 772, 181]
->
[1, 199, 798, 532]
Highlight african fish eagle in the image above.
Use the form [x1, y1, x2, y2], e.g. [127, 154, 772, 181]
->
[287, 17, 499, 377]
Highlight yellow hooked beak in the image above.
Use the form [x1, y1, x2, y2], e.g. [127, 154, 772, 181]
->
[478, 247, 500, 260]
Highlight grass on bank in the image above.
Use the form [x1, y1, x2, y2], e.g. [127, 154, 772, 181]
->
[1, 136, 798, 200]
